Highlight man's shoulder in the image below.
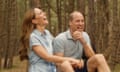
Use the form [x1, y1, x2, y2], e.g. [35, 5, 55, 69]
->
[53, 31, 68, 42]
[83, 31, 91, 43]
[56, 32, 66, 39]
[83, 32, 89, 37]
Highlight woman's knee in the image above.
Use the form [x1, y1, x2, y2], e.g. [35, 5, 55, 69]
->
[60, 61, 73, 70]
[60, 61, 74, 72]
[61, 61, 71, 67]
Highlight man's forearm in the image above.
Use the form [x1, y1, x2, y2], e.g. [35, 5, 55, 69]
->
[83, 43, 95, 58]
[79, 38, 95, 58]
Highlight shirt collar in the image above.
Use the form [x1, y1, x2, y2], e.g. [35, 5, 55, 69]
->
[66, 29, 74, 40]
[33, 29, 47, 37]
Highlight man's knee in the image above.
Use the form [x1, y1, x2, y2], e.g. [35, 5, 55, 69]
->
[87, 56, 97, 72]
[87, 54, 105, 67]
[94, 54, 105, 59]
[94, 54, 106, 64]
[88, 54, 107, 67]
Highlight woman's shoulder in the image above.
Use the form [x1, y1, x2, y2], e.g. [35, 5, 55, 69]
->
[30, 31, 37, 37]
[45, 29, 51, 35]
[30, 30, 40, 39]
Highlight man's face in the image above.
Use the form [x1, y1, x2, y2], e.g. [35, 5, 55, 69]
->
[69, 13, 84, 32]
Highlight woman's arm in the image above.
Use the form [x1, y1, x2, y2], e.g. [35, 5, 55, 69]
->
[32, 45, 80, 64]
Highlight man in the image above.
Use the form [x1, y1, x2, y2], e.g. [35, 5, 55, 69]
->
[53, 11, 111, 72]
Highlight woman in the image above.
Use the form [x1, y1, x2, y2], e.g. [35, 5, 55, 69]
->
[19, 8, 82, 72]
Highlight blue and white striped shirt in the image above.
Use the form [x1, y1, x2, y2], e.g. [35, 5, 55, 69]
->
[28, 29, 56, 72]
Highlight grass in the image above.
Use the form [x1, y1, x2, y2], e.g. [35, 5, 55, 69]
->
[0, 56, 120, 72]
[1, 56, 28, 72]
[113, 64, 120, 72]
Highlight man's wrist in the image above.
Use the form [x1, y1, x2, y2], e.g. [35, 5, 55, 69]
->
[79, 38, 87, 46]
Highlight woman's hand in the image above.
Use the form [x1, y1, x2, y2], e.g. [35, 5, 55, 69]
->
[76, 59, 84, 69]
[68, 58, 84, 69]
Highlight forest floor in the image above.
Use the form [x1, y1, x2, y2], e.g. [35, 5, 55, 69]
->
[0, 56, 120, 72]
[1, 56, 28, 72]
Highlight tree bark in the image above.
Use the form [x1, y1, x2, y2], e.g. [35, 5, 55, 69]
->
[3, 0, 18, 68]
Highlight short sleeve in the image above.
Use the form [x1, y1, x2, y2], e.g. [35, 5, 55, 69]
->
[52, 38, 64, 54]
[83, 32, 91, 46]
[86, 35, 91, 45]
[30, 36, 42, 47]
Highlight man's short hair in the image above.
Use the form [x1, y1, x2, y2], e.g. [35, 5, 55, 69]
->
[69, 11, 83, 21]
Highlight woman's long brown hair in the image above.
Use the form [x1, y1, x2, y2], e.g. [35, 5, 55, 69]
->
[19, 9, 36, 61]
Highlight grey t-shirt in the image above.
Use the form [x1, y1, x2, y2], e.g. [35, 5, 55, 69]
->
[53, 30, 91, 59]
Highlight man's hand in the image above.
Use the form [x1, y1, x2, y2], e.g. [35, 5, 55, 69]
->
[77, 59, 84, 69]
[72, 31, 87, 46]
[72, 31, 95, 58]
[72, 31, 83, 40]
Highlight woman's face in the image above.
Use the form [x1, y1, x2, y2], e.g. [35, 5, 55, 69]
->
[33, 8, 48, 26]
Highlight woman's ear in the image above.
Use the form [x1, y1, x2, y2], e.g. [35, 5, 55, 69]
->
[32, 19, 37, 24]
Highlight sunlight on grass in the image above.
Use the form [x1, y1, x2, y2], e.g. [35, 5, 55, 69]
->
[1, 56, 28, 72]
[113, 64, 120, 72]
[1, 56, 120, 72]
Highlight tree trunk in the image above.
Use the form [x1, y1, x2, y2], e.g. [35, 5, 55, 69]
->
[77, 0, 85, 15]
[86, 0, 95, 47]
[29, 0, 41, 8]
[106, 0, 119, 69]
[63, 0, 68, 31]
[0, 0, 4, 69]
[3, 0, 18, 68]
[56, 0, 62, 33]
[3, 0, 10, 68]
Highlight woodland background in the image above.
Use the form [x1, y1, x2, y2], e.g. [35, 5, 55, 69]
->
[0, 0, 120, 72]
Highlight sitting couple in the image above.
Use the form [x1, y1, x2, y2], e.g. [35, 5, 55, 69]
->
[19, 7, 111, 72]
